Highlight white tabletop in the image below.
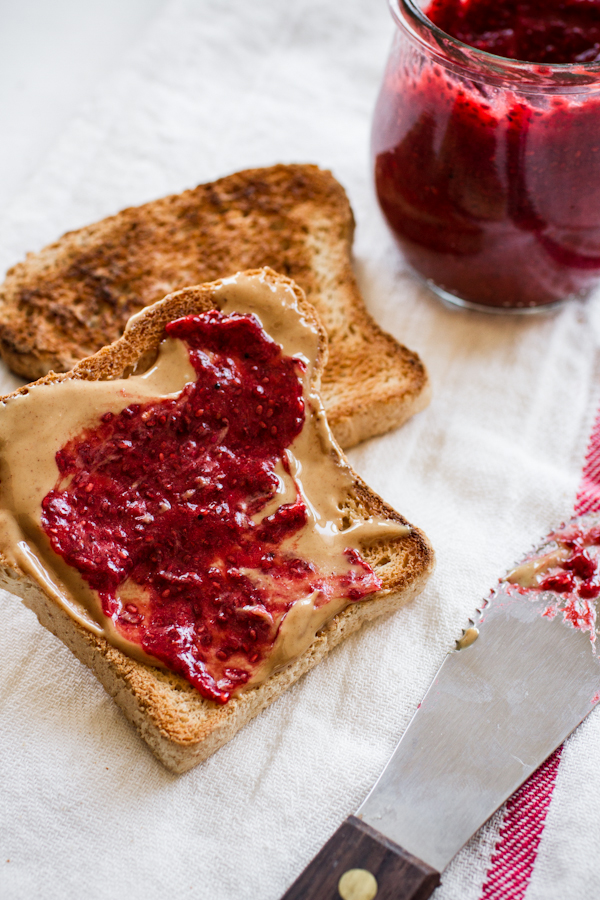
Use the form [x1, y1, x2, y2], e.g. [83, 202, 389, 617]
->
[0, 0, 167, 209]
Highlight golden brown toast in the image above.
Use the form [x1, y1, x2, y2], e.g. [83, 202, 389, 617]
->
[0, 269, 434, 772]
[0, 164, 429, 448]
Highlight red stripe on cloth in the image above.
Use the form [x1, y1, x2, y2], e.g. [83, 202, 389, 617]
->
[575, 408, 600, 517]
[477, 408, 600, 899]
[479, 749, 562, 900]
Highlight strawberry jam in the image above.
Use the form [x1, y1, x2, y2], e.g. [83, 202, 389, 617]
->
[40, 311, 381, 703]
[427, 0, 600, 65]
[372, 0, 600, 309]
[507, 518, 600, 642]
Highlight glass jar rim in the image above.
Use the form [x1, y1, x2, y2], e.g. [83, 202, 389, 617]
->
[389, 0, 600, 89]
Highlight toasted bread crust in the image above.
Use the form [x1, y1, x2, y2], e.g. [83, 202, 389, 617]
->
[0, 164, 430, 448]
[0, 270, 434, 772]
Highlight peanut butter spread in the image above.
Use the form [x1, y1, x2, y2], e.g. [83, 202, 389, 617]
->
[0, 272, 409, 702]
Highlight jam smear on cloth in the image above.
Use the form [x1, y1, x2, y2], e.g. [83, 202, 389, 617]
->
[372, 0, 600, 309]
[40, 312, 381, 703]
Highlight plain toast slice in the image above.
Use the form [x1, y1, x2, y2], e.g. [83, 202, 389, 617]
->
[0, 164, 430, 448]
[0, 269, 434, 772]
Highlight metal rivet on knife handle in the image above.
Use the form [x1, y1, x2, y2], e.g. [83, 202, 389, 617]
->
[278, 816, 440, 900]
[337, 867, 378, 900]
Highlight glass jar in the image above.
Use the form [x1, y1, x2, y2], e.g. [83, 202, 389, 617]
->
[371, 0, 600, 312]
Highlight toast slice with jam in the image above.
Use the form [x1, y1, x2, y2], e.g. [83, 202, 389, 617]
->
[0, 269, 434, 772]
[0, 164, 429, 449]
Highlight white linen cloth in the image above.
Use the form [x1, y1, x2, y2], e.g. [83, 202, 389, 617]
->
[1, 1, 600, 897]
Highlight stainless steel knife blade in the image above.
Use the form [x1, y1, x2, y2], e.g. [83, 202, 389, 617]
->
[357, 577, 600, 873]
[280, 514, 600, 899]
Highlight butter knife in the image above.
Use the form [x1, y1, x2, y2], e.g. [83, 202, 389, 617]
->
[279, 514, 600, 900]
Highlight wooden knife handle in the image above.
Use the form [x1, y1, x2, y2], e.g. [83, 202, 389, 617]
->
[279, 815, 440, 900]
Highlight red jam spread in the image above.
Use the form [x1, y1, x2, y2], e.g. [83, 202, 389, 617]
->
[39, 311, 381, 703]
[506, 520, 600, 642]
[427, 0, 600, 64]
[372, 0, 600, 308]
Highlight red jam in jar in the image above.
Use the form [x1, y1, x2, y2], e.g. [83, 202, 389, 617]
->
[40, 311, 381, 704]
[372, 0, 600, 310]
